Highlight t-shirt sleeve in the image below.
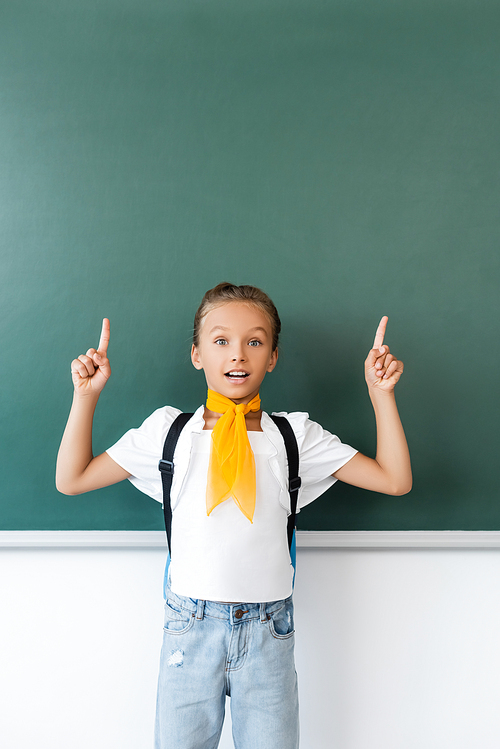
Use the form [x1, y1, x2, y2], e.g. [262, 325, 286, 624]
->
[276, 411, 358, 509]
[106, 406, 182, 502]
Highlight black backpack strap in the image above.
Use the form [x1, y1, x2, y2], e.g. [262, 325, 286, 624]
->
[158, 412, 194, 555]
[269, 414, 302, 552]
[159, 411, 302, 558]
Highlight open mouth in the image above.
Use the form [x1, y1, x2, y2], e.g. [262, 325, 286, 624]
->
[225, 370, 250, 380]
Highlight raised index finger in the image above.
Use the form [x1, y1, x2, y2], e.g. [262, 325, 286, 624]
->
[373, 316, 388, 349]
[97, 318, 110, 355]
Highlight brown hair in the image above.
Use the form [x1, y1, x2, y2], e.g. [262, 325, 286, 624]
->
[193, 282, 281, 351]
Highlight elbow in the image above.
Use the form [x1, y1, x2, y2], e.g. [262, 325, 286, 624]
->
[55, 483, 72, 496]
[392, 486, 412, 497]
[55, 477, 80, 496]
[390, 477, 413, 496]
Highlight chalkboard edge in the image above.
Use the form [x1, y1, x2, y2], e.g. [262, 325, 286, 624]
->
[2, 531, 500, 549]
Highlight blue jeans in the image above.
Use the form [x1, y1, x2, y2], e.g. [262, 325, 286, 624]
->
[154, 580, 299, 749]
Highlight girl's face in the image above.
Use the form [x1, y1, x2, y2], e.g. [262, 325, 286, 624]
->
[191, 301, 278, 404]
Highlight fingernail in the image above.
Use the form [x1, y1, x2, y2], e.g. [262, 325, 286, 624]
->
[379, 347, 385, 353]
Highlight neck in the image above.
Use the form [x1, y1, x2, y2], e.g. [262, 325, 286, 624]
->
[202, 406, 263, 431]
[206, 389, 261, 407]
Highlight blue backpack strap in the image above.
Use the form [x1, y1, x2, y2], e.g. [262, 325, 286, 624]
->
[158, 412, 194, 556]
[269, 414, 301, 569]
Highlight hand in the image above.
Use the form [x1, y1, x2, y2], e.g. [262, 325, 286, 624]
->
[70, 318, 111, 396]
[364, 316, 404, 393]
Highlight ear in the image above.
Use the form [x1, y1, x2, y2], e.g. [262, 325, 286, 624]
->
[266, 348, 278, 373]
[191, 344, 203, 371]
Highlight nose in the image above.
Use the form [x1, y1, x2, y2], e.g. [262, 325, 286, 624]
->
[231, 344, 246, 361]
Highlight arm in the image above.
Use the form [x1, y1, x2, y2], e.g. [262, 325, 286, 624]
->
[56, 319, 130, 495]
[333, 316, 412, 496]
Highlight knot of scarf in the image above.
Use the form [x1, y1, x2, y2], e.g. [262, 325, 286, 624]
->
[205, 389, 261, 522]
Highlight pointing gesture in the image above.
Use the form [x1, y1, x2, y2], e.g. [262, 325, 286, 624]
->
[97, 317, 110, 357]
[71, 318, 112, 395]
[373, 315, 388, 349]
[365, 316, 404, 392]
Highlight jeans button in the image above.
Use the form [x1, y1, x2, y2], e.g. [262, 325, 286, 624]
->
[234, 609, 244, 619]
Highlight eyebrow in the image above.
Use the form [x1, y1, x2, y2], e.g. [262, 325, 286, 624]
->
[208, 325, 269, 336]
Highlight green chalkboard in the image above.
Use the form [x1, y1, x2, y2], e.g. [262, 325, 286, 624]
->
[1, 0, 499, 531]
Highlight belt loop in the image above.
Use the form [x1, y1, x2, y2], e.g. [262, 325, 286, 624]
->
[196, 599, 205, 620]
[259, 603, 267, 624]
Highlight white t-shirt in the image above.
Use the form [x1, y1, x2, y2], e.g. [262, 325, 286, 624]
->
[106, 405, 357, 602]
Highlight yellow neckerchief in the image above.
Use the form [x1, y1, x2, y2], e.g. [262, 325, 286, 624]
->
[205, 389, 261, 523]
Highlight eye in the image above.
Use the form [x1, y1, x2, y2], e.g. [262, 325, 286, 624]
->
[248, 339, 262, 347]
[214, 338, 228, 346]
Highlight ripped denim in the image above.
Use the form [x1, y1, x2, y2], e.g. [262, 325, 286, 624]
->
[154, 578, 299, 749]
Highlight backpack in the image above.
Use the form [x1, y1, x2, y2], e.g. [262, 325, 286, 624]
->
[158, 413, 301, 594]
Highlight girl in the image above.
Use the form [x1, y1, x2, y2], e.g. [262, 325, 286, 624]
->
[56, 282, 411, 749]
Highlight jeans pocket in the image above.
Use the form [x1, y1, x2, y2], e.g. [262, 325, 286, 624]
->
[163, 600, 195, 635]
[268, 599, 295, 640]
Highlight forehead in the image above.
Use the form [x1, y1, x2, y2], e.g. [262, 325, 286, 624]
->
[200, 302, 272, 336]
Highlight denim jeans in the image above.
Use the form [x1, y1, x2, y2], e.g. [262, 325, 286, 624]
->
[154, 580, 299, 749]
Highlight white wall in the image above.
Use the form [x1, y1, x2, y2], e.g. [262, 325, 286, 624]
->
[1, 541, 500, 749]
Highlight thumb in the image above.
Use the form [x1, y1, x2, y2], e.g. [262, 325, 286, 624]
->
[365, 347, 381, 368]
[93, 351, 111, 378]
